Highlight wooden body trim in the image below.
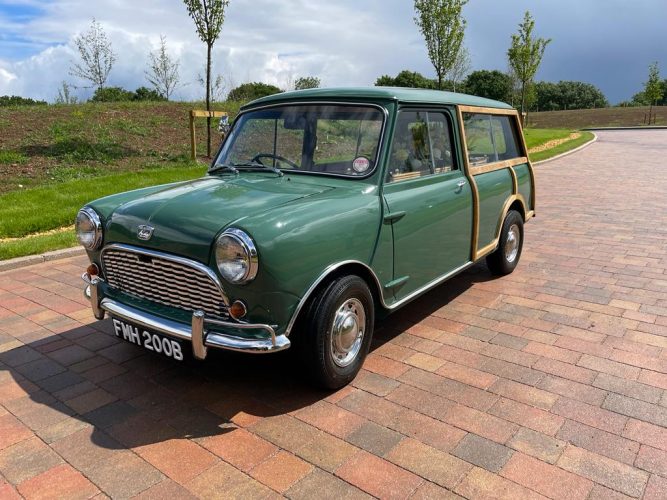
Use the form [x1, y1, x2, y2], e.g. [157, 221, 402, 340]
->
[456, 105, 536, 261]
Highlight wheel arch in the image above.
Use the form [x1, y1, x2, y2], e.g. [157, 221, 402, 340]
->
[508, 197, 527, 221]
[285, 260, 385, 337]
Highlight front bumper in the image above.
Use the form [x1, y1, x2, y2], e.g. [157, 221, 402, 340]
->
[84, 276, 290, 358]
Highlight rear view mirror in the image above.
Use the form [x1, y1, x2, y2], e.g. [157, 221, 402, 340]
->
[218, 115, 231, 135]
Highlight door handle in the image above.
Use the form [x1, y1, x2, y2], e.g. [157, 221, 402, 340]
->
[455, 180, 466, 193]
[383, 211, 406, 224]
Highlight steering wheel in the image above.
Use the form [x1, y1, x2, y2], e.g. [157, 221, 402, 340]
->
[251, 153, 300, 170]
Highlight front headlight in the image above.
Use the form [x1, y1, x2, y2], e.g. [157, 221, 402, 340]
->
[75, 207, 103, 250]
[215, 228, 258, 284]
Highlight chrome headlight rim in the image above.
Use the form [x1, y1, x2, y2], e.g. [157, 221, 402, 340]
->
[215, 228, 259, 284]
[75, 207, 103, 250]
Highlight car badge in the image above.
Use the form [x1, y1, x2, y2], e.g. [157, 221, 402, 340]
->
[137, 225, 155, 241]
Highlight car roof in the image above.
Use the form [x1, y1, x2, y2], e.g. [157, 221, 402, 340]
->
[243, 86, 514, 110]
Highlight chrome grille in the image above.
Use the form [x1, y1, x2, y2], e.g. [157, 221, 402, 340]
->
[102, 247, 229, 319]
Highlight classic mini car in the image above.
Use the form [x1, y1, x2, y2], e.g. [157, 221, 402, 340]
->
[77, 87, 535, 388]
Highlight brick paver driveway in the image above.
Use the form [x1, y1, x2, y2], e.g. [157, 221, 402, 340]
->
[1, 130, 667, 499]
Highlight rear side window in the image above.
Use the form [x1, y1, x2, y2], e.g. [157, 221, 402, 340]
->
[463, 113, 522, 166]
[387, 110, 456, 183]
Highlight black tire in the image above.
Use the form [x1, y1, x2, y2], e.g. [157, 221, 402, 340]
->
[301, 275, 374, 389]
[486, 210, 524, 276]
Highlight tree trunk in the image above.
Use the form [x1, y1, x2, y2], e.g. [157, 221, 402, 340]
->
[520, 83, 526, 116]
[206, 43, 212, 157]
[438, 73, 442, 91]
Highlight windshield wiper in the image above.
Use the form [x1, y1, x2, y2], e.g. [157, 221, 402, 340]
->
[232, 161, 284, 177]
[209, 164, 239, 175]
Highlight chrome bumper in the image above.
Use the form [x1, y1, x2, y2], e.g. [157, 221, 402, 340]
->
[84, 277, 290, 358]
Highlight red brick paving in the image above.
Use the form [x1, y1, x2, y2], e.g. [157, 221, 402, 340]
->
[1, 130, 667, 498]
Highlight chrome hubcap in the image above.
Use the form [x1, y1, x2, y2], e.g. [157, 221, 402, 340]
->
[330, 298, 365, 367]
[505, 224, 520, 263]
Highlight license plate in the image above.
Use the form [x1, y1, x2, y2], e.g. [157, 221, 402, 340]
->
[111, 317, 184, 361]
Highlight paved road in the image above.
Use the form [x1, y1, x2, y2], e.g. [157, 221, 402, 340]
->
[1, 130, 667, 499]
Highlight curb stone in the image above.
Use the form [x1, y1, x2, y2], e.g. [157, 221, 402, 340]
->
[0, 246, 86, 273]
[582, 125, 667, 131]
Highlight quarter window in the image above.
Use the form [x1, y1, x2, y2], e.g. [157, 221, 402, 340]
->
[463, 113, 522, 166]
[387, 110, 456, 183]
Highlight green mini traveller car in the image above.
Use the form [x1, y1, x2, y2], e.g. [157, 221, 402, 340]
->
[77, 87, 535, 388]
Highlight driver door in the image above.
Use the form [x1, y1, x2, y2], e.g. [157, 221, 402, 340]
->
[382, 108, 473, 303]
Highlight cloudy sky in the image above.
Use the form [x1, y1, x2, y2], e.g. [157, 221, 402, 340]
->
[0, 0, 665, 104]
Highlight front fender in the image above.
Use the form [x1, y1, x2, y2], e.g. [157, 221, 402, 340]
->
[220, 186, 383, 334]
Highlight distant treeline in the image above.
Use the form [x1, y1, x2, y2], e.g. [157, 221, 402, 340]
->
[376, 69, 667, 110]
[0, 95, 48, 107]
[376, 69, 611, 111]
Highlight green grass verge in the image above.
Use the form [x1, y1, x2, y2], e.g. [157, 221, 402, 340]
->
[523, 128, 573, 149]
[529, 131, 595, 162]
[0, 163, 206, 239]
[0, 231, 77, 261]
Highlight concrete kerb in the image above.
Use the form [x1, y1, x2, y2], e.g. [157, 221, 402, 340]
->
[582, 125, 667, 131]
[0, 246, 86, 273]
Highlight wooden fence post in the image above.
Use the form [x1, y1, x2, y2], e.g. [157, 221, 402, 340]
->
[189, 110, 229, 161]
[190, 111, 197, 160]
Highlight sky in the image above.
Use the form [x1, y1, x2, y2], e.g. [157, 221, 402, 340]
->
[0, 0, 665, 104]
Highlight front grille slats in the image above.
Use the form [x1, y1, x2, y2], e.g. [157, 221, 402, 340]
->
[102, 248, 229, 320]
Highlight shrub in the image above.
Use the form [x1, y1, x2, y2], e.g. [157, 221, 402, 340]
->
[295, 76, 321, 90]
[133, 87, 167, 101]
[91, 87, 135, 102]
[90, 86, 167, 102]
[0, 95, 48, 106]
[227, 82, 282, 102]
[375, 70, 437, 89]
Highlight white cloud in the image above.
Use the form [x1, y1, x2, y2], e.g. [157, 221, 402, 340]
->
[0, 0, 428, 102]
[3, 0, 665, 103]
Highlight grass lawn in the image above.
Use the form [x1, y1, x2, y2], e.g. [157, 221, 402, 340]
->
[0, 163, 206, 260]
[526, 130, 595, 162]
[0, 230, 77, 261]
[523, 128, 573, 149]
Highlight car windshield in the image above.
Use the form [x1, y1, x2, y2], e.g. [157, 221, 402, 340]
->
[212, 104, 385, 177]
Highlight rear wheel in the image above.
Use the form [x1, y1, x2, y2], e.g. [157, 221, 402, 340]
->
[486, 210, 524, 275]
[302, 275, 374, 389]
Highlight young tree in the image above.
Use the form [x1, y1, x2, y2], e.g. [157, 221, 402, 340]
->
[294, 76, 321, 90]
[183, 0, 230, 156]
[446, 45, 471, 92]
[414, 0, 468, 90]
[145, 35, 180, 100]
[507, 11, 550, 117]
[55, 81, 78, 104]
[644, 62, 663, 124]
[197, 72, 227, 102]
[69, 18, 116, 91]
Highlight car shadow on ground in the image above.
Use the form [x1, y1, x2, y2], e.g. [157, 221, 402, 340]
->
[1, 261, 495, 451]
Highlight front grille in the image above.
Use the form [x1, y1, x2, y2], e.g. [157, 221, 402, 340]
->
[102, 247, 229, 319]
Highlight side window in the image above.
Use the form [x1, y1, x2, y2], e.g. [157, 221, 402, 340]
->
[387, 110, 455, 183]
[463, 113, 522, 166]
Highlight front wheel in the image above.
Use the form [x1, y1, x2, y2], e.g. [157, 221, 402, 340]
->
[302, 275, 374, 389]
[486, 210, 524, 275]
